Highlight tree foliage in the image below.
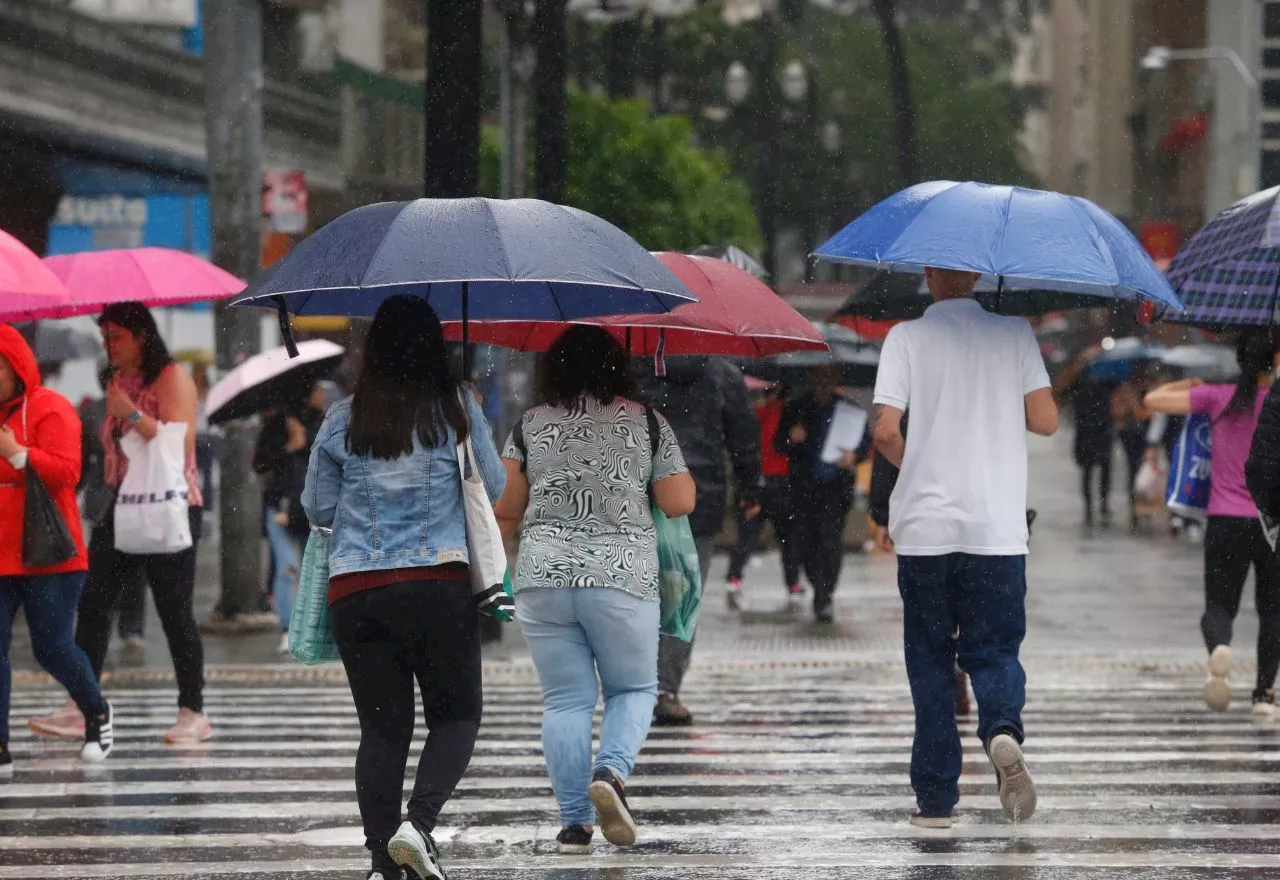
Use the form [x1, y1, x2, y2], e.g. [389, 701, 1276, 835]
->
[480, 90, 762, 253]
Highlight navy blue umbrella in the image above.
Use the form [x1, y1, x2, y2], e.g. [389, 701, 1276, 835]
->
[235, 198, 697, 369]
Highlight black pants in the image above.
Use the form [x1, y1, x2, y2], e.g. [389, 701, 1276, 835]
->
[331, 580, 483, 870]
[115, 574, 147, 640]
[1203, 516, 1280, 695]
[76, 506, 205, 712]
[1079, 458, 1112, 517]
[727, 476, 800, 587]
[791, 478, 853, 603]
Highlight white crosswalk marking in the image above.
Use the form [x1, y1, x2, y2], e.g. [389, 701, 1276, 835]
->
[3, 666, 1280, 879]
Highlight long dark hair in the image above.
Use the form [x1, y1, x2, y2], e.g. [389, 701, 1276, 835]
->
[99, 301, 173, 386]
[346, 295, 467, 459]
[1225, 332, 1274, 414]
[538, 326, 636, 409]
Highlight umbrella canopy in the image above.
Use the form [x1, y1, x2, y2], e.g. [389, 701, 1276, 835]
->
[33, 324, 101, 364]
[1159, 186, 1280, 328]
[441, 253, 824, 357]
[742, 322, 880, 388]
[205, 339, 344, 425]
[1084, 337, 1165, 382]
[836, 270, 1115, 321]
[692, 244, 769, 280]
[0, 229, 72, 321]
[234, 198, 696, 321]
[1159, 343, 1240, 382]
[814, 181, 1182, 309]
[37, 248, 246, 319]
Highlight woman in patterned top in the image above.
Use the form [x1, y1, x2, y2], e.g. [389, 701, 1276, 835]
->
[495, 326, 695, 854]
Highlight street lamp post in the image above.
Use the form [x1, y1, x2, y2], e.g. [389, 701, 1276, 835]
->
[1142, 45, 1261, 198]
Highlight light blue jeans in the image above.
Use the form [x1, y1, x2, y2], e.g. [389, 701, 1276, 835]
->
[264, 504, 299, 632]
[516, 587, 660, 826]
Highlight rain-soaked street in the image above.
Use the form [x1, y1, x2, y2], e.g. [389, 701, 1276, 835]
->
[4, 434, 1277, 878]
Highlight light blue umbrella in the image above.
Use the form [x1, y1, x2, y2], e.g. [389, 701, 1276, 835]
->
[813, 181, 1182, 309]
[234, 198, 697, 370]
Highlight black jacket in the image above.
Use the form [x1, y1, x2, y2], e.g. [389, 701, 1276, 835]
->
[634, 356, 761, 539]
[773, 393, 871, 490]
[1247, 381, 1280, 520]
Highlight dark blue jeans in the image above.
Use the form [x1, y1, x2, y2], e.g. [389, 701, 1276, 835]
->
[897, 553, 1028, 816]
[0, 572, 107, 746]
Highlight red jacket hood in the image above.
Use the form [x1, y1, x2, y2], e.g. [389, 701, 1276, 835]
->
[0, 324, 41, 407]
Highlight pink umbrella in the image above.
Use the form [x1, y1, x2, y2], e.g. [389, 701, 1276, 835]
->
[442, 252, 826, 357]
[0, 229, 73, 321]
[30, 248, 246, 320]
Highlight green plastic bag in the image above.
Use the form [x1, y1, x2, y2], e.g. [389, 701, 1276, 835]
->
[654, 505, 701, 642]
[287, 528, 342, 665]
[487, 568, 516, 623]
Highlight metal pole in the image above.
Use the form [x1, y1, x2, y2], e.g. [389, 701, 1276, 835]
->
[205, 0, 265, 621]
[499, 16, 516, 199]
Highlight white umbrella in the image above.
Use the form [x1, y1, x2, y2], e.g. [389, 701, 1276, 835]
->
[205, 339, 344, 425]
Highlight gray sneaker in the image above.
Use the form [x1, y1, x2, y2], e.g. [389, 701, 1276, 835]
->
[987, 733, 1037, 822]
[387, 821, 446, 880]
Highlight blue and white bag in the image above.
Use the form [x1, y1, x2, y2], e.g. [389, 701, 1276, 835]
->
[1166, 414, 1213, 521]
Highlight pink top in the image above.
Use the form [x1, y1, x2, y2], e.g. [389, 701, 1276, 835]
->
[102, 363, 204, 507]
[1189, 383, 1268, 519]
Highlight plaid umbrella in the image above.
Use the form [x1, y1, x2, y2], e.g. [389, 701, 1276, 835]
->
[1161, 186, 1280, 328]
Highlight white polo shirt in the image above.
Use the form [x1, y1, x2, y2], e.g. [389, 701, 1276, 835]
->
[873, 298, 1051, 556]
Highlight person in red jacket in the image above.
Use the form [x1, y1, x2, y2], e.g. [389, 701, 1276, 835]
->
[0, 325, 114, 772]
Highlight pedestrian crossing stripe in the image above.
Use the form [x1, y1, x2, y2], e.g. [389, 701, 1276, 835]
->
[5, 675, 1280, 877]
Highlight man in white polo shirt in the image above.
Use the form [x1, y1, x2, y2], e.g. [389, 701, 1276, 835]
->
[873, 267, 1059, 828]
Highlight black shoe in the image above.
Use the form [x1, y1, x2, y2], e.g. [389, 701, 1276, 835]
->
[0, 745, 12, 777]
[588, 768, 637, 846]
[814, 595, 834, 623]
[653, 694, 692, 726]
[81, 701, 114, 763]
[556, 824, 593, 854]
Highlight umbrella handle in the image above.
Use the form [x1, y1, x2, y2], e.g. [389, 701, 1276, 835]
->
[274, 296, 300, 359]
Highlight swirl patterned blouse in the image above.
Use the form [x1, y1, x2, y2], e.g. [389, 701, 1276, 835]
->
[503, 397, 688, 601]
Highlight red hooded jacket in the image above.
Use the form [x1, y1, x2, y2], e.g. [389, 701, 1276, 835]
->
[0, 325, 87, 576]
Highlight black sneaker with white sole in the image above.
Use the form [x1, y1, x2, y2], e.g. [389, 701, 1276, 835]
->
[387, 821, 446, 880]
[588, 767, 637, 846]
[556, 824, 593, 854]
[81, 701, 114, 763]
[0, 746, 11, 777]
[987, 731, 1037, 822]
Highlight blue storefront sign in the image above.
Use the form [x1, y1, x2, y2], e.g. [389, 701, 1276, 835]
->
[45, 156, 213, 308]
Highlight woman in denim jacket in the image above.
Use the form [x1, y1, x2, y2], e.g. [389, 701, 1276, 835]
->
[303, 295, 505, 880]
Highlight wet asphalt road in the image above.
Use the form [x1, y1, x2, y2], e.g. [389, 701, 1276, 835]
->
[3, 434, 1276, 878]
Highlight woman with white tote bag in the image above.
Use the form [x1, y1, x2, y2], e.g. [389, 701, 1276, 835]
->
[27, 302, 211, 745]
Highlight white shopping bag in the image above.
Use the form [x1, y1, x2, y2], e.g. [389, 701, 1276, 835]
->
[114, 422, 193, 555]
[457, 434, 510, 618]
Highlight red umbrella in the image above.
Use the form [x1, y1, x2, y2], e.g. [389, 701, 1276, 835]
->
[443, 252, 826, 357]
[15, 248, 247, 321]
[0, 229, 72, 320]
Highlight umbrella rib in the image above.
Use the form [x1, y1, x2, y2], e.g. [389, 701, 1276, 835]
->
[1063, 196, 1121, 296]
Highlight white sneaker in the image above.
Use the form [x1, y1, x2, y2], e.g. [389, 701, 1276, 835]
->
[278, 632, 291, 655]
[387, 821, 445, 880]
[1253, 692, 1277, 722]
[725, 580, 744, 611]
[1186, 522, 1205, 543]
[1205, 645, 1232, 712]
[988, 733, 1037, 822]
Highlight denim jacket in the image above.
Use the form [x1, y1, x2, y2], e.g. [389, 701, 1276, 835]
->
[302, 392, 506, 579]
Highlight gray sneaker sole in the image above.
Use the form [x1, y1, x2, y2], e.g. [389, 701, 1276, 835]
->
[989, 735, 1037, 823]
[588, 780, 637, 847]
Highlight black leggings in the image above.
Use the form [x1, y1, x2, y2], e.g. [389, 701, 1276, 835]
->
[1203, 516, 1280, 695]
[76, 506, 205, 712]
[727, 477, 799, 587]
[331, 579, 483, 872]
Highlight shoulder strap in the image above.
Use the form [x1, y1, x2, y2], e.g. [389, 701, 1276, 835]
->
[512, 414, 528, 474]
[645, 405, 660, 459]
